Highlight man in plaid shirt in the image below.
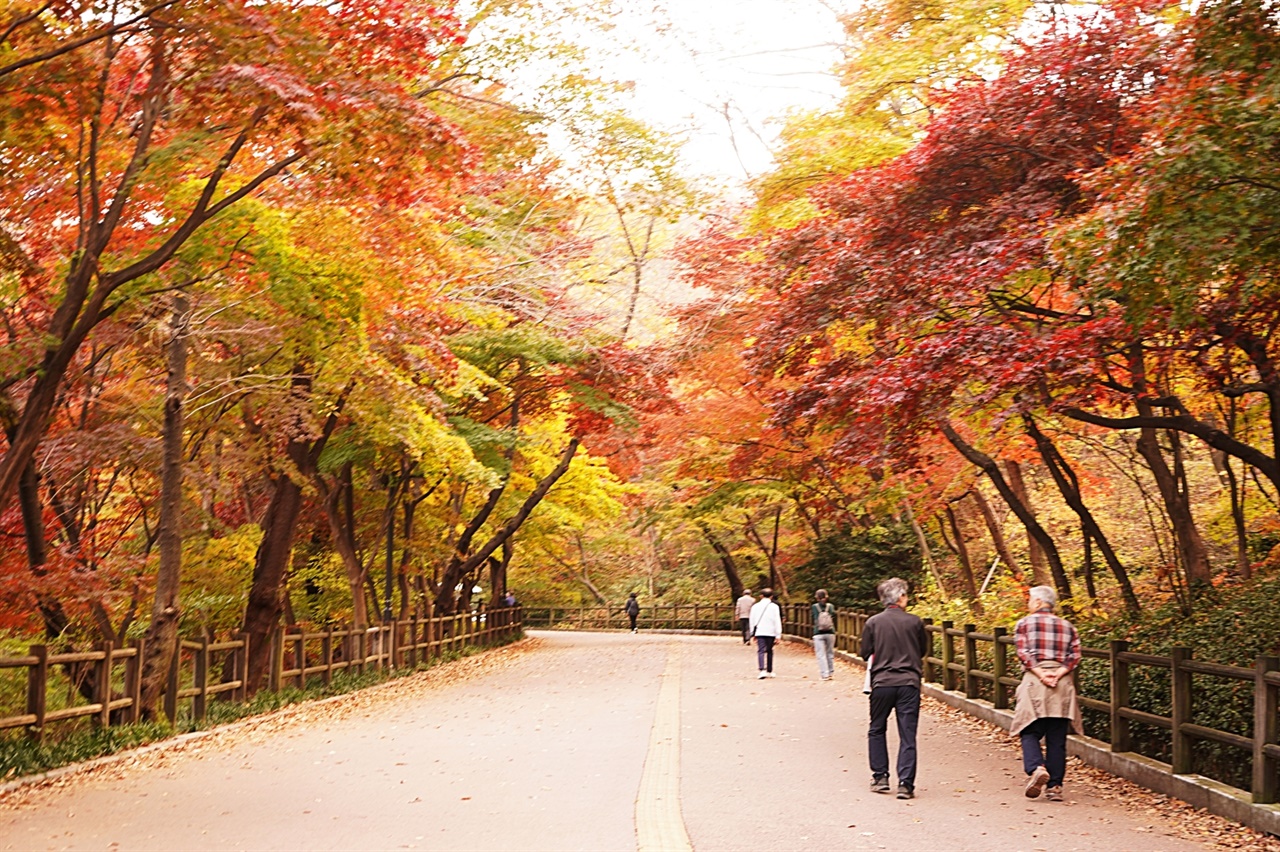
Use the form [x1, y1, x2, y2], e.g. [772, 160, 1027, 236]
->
[1012, 585, 1082, 802]
[1015, 602, 1081, 676]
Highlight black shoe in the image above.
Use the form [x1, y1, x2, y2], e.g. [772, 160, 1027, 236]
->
[870, 775, 890, 793]
[896, 784, 914, 800]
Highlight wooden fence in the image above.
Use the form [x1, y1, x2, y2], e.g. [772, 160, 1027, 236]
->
[525, 602, 1279, 807]
[0, 606, 522, 742]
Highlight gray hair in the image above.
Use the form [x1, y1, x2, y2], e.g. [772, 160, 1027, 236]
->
[815, 589, 828, 602]
[877, 578, 909, 607]
[1029, 585, 1057, 610]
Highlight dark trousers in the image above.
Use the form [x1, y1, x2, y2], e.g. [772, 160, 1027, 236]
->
[755, 635, 775, 671]
[628, 613, 638, 630]
[739, 617, 750, 643]
[868, 685, 921, 787]
[1020, 717, 1069, 787]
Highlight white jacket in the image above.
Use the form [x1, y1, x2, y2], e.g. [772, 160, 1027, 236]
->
[748, 598, 782, 637]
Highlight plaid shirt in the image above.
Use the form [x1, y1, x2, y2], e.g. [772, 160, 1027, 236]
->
[1015, 610, 1081, 672]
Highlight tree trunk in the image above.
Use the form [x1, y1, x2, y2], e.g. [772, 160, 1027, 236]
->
[139, 293, 190, 717]
[700, 523, 744, 601]
[1003, 459, 1050, 586]
[241, 474, 303, 693]
[1022, 414, 1139, 614]
[970, 488, 1023, 584]
[239, 374, 352, 694]
[1124, 345, 1212, 590]
[434, 438, 580, 615]
[1137, 426, 1213, 589]
[316, 463, 371, 628]
[943, 502, 980, 601]
[574, 534, 608, 605]
[903, 501, 947, 597]
[940, 421, 1071, 602]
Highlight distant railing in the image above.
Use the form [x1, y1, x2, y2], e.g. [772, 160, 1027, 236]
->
[527, 601, 1279, 808]
[522, 603, 736, 632]
[0, 606, 523, 742]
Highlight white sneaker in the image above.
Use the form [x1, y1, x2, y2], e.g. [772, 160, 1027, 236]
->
[757, 671, 767, 679]
[766, 671, 776, 678]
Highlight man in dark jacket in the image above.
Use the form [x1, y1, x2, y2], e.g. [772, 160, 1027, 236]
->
[860, 577, 930, 800]
[624, 592, 640, 633]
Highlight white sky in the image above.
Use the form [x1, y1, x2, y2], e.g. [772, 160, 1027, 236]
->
[611, 0, 849, 185]
[468, 0, 853, 189]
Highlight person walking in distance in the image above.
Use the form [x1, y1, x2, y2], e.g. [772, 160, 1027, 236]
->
[748, 588, 782, 679]
[624, 592, 640, 633]
[860, 577, 929, 800]
[734, 588, 755, 644]
[811, 589, 837, 680]
[1012, 585, 1082, 803]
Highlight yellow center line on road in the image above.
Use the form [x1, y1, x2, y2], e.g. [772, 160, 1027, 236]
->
[635, 643, 693, 852]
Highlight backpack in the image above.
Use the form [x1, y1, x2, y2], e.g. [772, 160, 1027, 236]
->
[815, 604, 835, 632]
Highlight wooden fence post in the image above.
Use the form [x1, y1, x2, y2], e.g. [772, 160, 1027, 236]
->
[270, 626, 285, 693]
[126, 639, 145, 723]
[963, 624, 978, 699]
[194, 638, 209, 723]
[1171, 646, 1193, 774]
[941, 621, 956, 691]
[992, 627, 1009, 709]
[1110, 640, 1131, 752]
[26, 644, 48, 742]
[1254, 655, 1279, 804]
[164, 638, 180, 723]
[237, 633, 251, 701]
[95, 641, 113, 728]
[322, 628, 334, 686]
[921, 618, 934, 681]
[295, 631, 307, 687]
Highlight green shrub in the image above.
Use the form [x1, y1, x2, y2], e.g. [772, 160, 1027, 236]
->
[790, 523, 924, 609]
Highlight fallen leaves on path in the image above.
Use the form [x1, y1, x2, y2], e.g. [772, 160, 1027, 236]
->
[923, 696, 1279, 852]
[0, 638, 544, 811]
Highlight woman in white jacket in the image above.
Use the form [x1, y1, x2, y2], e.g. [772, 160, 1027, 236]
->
[748, 588, 783, 678]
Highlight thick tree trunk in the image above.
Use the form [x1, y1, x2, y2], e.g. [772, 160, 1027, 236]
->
[241, 474, 304, 693]
[940, 421, 1071, 602]
[139, 294, 190, 717]
[239, 374, 352, 694]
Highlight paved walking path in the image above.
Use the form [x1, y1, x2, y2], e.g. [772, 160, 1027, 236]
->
[0, 632, 1208, 851]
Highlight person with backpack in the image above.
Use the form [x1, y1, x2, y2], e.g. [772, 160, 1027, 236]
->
[811, 589, 837, 680]
[624, 592, 640, 633]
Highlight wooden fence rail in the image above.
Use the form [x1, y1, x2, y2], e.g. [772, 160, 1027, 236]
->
[0, 606, 522, 742]
[524, 602, 1279, 807]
